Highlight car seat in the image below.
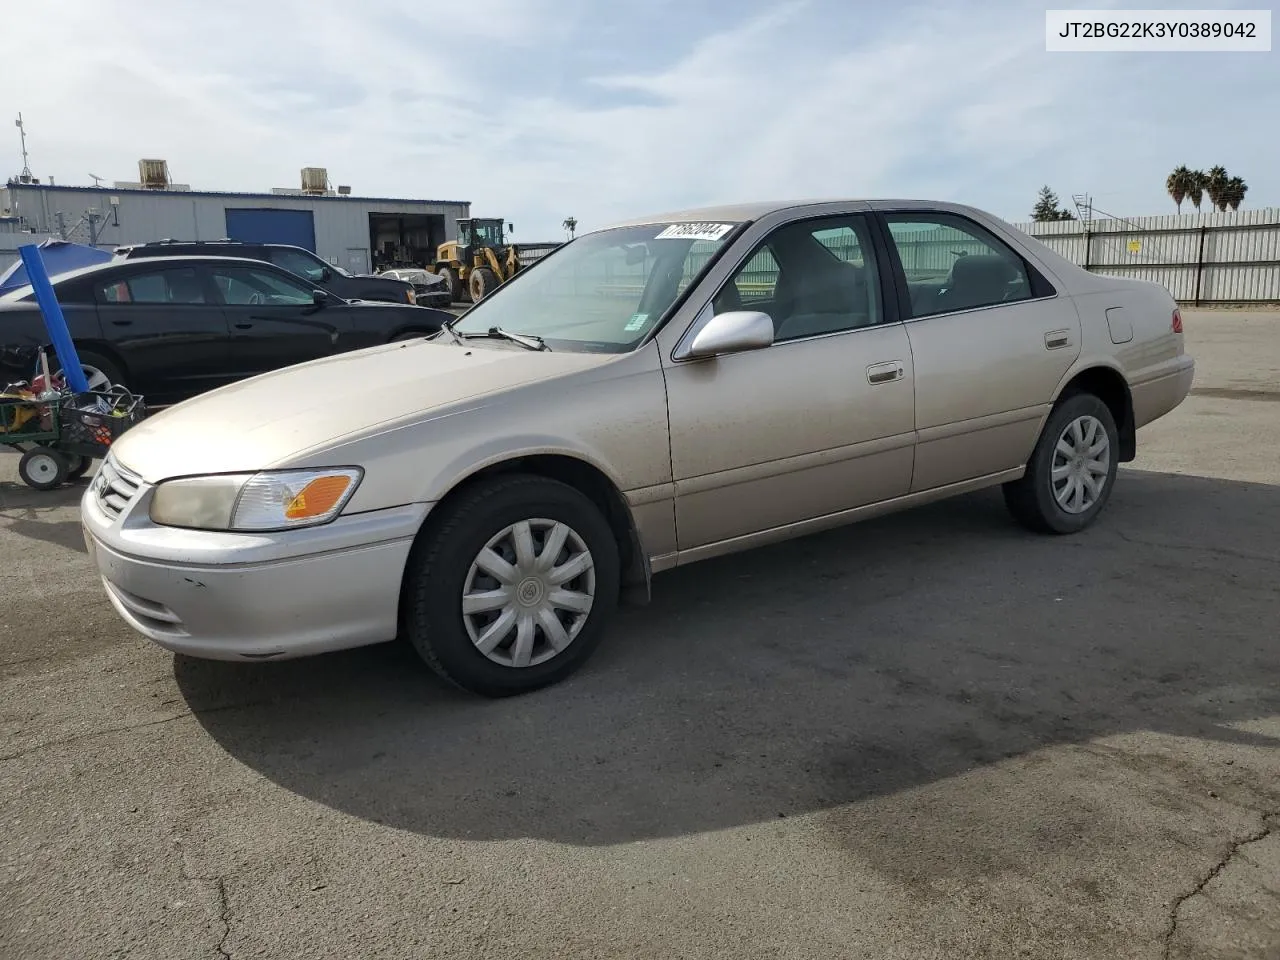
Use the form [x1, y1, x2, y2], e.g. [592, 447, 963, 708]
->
[937, 254, 1016, 313]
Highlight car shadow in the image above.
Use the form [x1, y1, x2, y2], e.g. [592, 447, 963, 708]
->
[0, 472, 93, 552]
[174, 469, 1280, 856]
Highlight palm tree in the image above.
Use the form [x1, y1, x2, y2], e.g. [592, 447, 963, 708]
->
[1225, 176, 1248, 211]
[562, 216, 577, 240]
[1166, 165, 1194, 213]
[1205, 165, 1230, 212]
[1187, 170, 1208, 211]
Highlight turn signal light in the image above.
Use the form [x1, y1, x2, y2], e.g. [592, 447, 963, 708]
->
[284, 475, 355, 520]
[1171, 308, 1183, 333]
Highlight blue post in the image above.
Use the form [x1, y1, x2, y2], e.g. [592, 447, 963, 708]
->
[18, 243, 91, 394]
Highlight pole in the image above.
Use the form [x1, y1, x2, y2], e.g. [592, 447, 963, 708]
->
[17, 244, 91, 393]
[1193, 225, 1207, 306]
[1083, 229, 1092, 272]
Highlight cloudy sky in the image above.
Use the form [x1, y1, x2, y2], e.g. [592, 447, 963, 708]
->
[3, 0, 1275, 237]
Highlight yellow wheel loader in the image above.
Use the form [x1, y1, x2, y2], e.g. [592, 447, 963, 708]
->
[431, 218, 522, 303]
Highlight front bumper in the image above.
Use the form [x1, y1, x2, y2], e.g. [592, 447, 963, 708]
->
[416, 289, 453, 307]
[81, 466, 430, 661]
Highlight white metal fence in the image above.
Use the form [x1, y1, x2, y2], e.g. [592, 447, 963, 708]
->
[1014, 208, 1280, 303]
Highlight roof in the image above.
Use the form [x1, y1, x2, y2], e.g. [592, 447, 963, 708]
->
[3, 181, 470, 208]
[0, 254, 288, 300]
[599, 198, 1008, 230]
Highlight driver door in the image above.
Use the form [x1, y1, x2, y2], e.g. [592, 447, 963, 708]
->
[209, 263, 344, 378]
[662, 213, 917, 553]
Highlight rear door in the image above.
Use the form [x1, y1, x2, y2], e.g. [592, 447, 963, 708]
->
[93, 265, 232, 398]
[877, 209, 1082, 492]
[208, 263, 345, 377]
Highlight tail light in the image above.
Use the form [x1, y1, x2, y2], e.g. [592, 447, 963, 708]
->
[1171, 308, 1183, 333]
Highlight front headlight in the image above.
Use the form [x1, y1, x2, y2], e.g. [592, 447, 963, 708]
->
[149, 467, 363, 532]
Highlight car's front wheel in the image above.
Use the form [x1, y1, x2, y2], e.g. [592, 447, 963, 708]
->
[401, 474, 620, 697]
[1003, 391, 1119, 534]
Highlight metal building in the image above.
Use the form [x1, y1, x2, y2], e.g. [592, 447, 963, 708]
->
[0, 164, 470, 275]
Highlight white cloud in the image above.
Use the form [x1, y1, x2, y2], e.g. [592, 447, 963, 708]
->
[2, 0, 1275, 237]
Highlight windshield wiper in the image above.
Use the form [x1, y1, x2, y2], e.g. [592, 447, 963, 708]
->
[479, 326, 549, 351]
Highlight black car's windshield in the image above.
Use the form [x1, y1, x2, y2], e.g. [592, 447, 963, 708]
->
[450, 221, 741, 352]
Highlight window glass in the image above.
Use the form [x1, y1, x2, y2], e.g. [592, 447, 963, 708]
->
[450, 222, 740, 352]
[98, 268, 206, 305]
[211, 266, 315, 305]
[884, 214, 1033, 317]
[271, 249, 327, 283]
[715, 216, 882, 342]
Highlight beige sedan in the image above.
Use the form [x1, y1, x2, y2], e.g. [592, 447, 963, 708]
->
[82, 200, 1195, 696]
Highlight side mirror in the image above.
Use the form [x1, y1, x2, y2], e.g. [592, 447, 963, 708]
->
[685, 310, 774, 359]
[312, 289, 328, 305]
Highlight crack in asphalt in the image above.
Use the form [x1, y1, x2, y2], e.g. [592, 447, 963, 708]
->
[0, 700, 268, 762]
[1162, 815, 1275, 960]
[1112, 529, 1280, 566]
[215, 877, 232, 960]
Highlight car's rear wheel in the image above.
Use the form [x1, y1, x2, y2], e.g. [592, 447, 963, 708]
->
[400, 474, 620, 697]
[57, 350, 125, 394]
[1003, 391, 1119, 534]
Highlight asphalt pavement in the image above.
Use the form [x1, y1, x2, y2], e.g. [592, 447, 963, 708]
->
[1, 309, 1278, 959]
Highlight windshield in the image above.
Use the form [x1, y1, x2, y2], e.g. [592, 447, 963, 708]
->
[451, 221, 741, 352]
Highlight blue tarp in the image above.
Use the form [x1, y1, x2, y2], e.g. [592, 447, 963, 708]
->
[0, 239, 112, 295]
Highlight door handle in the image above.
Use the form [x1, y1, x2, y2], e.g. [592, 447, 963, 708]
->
[110, 319, 132, 327]
[1044, 329, 1072, 349]
[234, 322, 253, 330]
[867, 361, 905, 385]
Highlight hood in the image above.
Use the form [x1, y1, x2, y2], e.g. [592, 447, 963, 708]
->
[111, 339, 614, 482]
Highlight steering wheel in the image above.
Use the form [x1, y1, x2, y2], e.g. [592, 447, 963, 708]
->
[247, 292, 265, 305]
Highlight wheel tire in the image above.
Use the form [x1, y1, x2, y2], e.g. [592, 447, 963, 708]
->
[1003, 391, 1119, 535]
[436, 267, 461, 303]
[65, 455, 92, 481]
[59, 350, 125, 393]
[469, 267, 500, 302]
[18, 446, 69, 490]
[401, 474, 621, 697]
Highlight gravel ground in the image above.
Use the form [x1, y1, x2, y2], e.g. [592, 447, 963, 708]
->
[1, 309, 1278, 960]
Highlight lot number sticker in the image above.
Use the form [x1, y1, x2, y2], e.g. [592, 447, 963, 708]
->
[655, 222, 734, 241]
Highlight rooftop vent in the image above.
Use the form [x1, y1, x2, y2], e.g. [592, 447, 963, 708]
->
[139, 159, 170, 190]
[301, 167, 328, 195]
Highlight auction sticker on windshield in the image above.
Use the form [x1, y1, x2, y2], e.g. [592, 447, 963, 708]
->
[655, 223, 734, 241]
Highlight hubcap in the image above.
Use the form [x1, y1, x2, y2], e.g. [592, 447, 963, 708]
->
[1051, 415, 1111, 514]
[82, 365, 112, 391]
[461, 518, 596, 668]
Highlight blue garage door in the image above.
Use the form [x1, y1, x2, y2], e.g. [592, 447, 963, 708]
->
[224, 208, 317, 252]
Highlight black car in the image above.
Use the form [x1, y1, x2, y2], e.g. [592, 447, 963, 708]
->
[0, 255, 451, 404]
[114, 240, 420, 306]
[367, 267, 453, 308]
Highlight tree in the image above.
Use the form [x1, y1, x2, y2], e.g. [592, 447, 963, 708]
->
[1166, 165, 1194, 213]
[1205, 165, 1230, 212]
[1031, 186, 1075, 222]
[1225, 176, 1248, 211]
[562, 216, 577, 240]
[1187, 170, 1208, 211]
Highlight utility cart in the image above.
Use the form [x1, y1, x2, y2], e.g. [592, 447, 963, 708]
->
[1, 384, 146, 490]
